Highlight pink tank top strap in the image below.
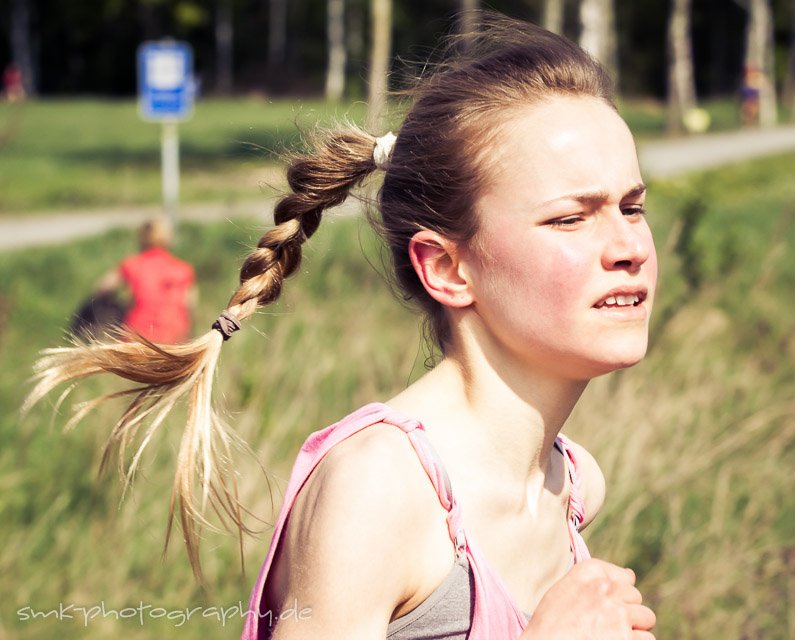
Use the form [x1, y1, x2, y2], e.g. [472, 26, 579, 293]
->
[555, 434, 591, 563]
[241, 403, 531, 639]
[241, 403, 467, 639]
[402, 427, 466, 554]
[402, 424, 527, 638]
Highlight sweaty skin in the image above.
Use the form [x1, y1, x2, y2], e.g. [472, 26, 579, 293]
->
[266, 95, 657, 639]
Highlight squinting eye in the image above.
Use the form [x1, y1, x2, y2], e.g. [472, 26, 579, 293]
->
[622, 206, 647, 217]
[549, 216, 584, 227]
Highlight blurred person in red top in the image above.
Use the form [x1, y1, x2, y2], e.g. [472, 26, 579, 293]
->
[3, 63, 25, 102]
[98, 218, 196, 344]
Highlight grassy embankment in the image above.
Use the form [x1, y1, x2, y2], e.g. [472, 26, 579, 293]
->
[0, 98, 793, 639]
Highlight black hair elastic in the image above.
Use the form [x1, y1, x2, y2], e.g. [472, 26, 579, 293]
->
[212, 311, 242, 341]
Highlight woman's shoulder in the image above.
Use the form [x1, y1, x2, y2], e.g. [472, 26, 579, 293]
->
[301, 419, 450, 545]
[286, 420, 431, 559]
[558, 435, 606, 528]
[311, 420, 431, 503]
[266, 420, 453, 634]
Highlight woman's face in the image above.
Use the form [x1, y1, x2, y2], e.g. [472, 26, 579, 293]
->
[460, 96, 657, 381]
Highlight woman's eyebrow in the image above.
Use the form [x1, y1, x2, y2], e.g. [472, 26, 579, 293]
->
[542, 183, 647, 207]
[622, 184, 647, 199]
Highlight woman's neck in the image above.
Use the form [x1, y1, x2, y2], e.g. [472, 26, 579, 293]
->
[389, 342, 587, 492]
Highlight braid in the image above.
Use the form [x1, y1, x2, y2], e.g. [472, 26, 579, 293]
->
[23, 124, 382, 582]
[226, 127, 378, 322]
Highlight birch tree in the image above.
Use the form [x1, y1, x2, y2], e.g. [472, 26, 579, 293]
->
[10, 0, 36, 96]
[215, 0, 234, 94]
[367, 0, 392, 131]
[742, 0, 777, 126]
[326, 0, 346, 101]
[458, 0, 480, 38]
[543, 0, 565, 35]
[786, 0, 795, 119]
[579, 0, 618, 81]
[666, 0, 697, 133]
[268, 0, 287, 77]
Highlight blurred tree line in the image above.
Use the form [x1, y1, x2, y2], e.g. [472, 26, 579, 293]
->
[1, 0, 794, 116]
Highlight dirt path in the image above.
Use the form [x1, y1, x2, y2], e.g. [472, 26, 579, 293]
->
[636, 124, 795, 178]
[4, 124, 795, 252]
[0, 199, 269, 252]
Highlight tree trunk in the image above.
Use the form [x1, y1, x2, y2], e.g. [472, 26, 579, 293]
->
[347, 1, 365, 61]
[10, 0, 36, 96]
[325, 0, 346, 102]
[458, 0, 480, 37]
[787, 0, 795, 119]
[542, 0, 564, 35]
[579, 0, 618, 83]
[666, 0, 697, 133]
[268, 0, 287, 74]
[215, 0, 234, 95]
[744, 0, 777, 126]
[367, 0, 392, 131]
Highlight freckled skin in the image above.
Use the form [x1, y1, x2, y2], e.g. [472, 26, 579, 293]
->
[463, 96, 658, 381]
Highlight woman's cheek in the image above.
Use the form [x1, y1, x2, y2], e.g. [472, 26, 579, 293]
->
[533, 244, 591, 300]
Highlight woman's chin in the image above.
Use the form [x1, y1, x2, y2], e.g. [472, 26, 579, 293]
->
[577, 344, 650, 380]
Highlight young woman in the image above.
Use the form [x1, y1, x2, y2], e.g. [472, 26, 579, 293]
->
[27, 16, 657, 640]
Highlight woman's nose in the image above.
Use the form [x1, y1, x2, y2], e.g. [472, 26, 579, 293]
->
[601, 214, 652, 272]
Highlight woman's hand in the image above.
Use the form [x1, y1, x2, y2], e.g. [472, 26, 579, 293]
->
[521, 558, 656, 639]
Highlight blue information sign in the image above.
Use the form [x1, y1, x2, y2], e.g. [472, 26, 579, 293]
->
[137, 41, 194, 121]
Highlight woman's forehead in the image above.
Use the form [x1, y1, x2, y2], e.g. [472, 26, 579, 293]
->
[481, 96, 641, 206]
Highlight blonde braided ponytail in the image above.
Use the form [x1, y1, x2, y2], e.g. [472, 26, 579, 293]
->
[24, 124, 385, 581]
[225, 126, 382, 324]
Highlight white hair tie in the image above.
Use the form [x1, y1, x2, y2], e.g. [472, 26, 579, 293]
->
[373, 132, 397, 170]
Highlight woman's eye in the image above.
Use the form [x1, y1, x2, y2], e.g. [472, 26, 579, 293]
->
[622, 205, 647, 217]
[549, 216, 584, 227]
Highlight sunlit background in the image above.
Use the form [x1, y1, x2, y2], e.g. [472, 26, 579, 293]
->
[1, 1, 794, 639]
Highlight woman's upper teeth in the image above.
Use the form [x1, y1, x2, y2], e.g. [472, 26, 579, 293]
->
[602, 294, 639, 307]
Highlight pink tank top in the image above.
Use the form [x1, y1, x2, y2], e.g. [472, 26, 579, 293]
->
[241, 403, 590, 639]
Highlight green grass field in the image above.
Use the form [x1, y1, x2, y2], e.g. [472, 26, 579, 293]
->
[1, 99, 794, 639]
[0, 98, 368, 213]
[0, 96, 747, 214]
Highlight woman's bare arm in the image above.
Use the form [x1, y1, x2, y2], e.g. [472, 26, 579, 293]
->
[267, 424, 453, 640]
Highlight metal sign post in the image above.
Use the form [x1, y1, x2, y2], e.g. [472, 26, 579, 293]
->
[160, 120, 180, 220]
[137, 41, 194, 225]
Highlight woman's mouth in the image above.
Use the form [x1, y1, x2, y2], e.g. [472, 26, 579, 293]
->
[594, 292, 645, 309]
[593, 290, 649, 318]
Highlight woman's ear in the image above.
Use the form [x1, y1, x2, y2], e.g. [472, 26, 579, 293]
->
[409, 230, 474, 308]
